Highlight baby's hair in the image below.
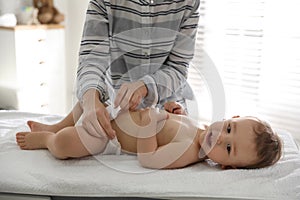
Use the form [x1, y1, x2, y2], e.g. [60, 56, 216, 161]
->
[243, 117, 282, 169]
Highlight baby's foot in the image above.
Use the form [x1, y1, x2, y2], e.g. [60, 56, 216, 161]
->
[16, 132, 53, 150]
[27, 121, 60, 133]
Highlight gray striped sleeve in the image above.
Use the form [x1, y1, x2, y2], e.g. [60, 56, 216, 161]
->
[141, 0, 200, 106]
[77, 0, 200, 107]
[77, 0, 109, 102]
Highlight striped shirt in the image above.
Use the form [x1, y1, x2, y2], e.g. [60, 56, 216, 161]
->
[77, 0, 200, 109]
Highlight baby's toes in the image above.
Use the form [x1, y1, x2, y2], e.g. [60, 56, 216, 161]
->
[16, 132, 28, 146]
[16, 132, 27, 139]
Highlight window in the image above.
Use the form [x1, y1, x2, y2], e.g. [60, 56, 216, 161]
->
[189, 0, 300, 143]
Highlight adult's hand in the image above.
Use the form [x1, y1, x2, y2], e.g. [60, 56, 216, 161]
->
[81, 89, 116, 139]
[164, 101, 187, 115]
[114, 81, 148, 111]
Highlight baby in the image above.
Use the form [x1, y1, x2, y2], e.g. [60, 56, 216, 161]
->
[16, 102, 282, 169]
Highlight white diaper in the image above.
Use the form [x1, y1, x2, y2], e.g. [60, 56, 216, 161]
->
[106, 105, 121, 120]
[75, 105, 122, 155]
[101, 137, 122, 155]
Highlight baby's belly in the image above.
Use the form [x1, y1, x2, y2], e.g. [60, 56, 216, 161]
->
[110, 108, 170, 154]
[110, 109, 197, 154]
[111, 111, 140, 154]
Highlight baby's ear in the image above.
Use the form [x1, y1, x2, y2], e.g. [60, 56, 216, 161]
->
[232, 115, 240, 118]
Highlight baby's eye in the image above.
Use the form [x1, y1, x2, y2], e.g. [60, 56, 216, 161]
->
[227, 144, 231, 154]
[227, 124, 231, 134]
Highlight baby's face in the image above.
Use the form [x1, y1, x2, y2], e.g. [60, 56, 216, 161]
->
[199, 117, 259, 168]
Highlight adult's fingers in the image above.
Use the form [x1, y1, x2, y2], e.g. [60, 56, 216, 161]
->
[129, 93, 142, 110]
[82, 117, 102, 138]
[173, 108, 185, 115]
[114, 85, 128, 108]
[164, 102, 186, 115]
[164, 107, 173, 113]
[117, 89, 132, 110]
[115, 81, 146, 111]
[119, 96, 130, 110]
[96, 109, 116, 139]
[164, 102, 178, 113]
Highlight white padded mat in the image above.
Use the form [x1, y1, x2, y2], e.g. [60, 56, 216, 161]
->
[0, 111, 300, 199]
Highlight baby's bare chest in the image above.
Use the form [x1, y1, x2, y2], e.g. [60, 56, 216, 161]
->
[156, 115, 198, 145]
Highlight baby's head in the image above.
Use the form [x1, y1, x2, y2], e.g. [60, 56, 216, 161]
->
[200, 116, 282, 169]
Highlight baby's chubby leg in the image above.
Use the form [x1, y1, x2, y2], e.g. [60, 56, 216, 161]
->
[16, 126, 108, 159]
[27, 121, 61, 133]
[28, 102, 83, 133]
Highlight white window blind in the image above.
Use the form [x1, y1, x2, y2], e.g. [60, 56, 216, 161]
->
[189, 0, 300, 143]
[187, 0, 213, 123]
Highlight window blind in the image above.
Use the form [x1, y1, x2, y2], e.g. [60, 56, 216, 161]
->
[189, 0, 300, 143]
[258, 0, 300, 142]
[188, 0, 213, 123]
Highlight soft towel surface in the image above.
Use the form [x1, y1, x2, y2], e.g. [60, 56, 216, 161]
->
[0, 111, 300, 199]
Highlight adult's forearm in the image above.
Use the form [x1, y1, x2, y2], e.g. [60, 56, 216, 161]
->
[81, 89, 101, 109]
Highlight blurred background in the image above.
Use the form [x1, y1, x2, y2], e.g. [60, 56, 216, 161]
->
[0, 0, 299, 144]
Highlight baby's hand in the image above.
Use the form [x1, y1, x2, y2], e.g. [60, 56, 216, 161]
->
[164, 102, 187, 115]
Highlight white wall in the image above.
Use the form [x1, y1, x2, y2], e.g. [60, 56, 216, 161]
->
[0, 0, 32, 15]
[0, 0, 89, 112]
[54, 0, 90, 111]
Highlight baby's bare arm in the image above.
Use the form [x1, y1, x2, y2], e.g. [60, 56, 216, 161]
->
[138, 140, 199, 169]
[135, 108, 199, 169]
